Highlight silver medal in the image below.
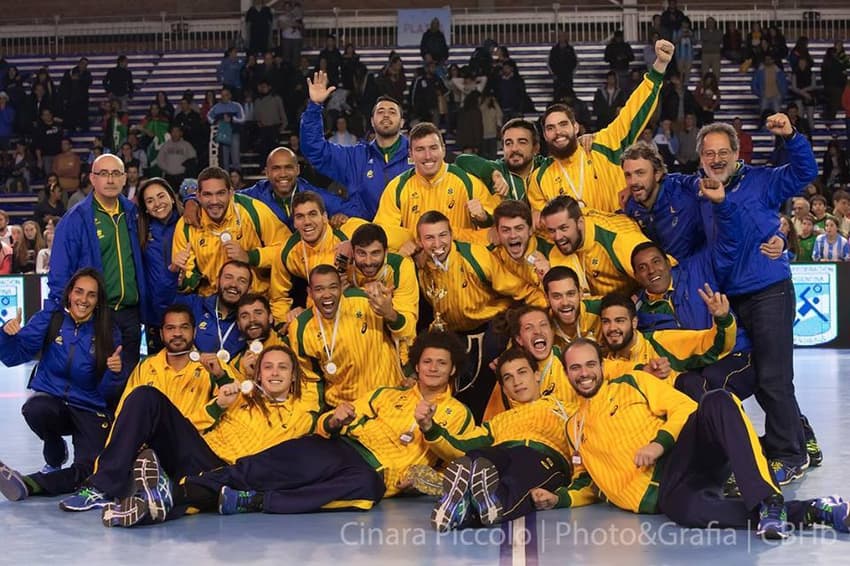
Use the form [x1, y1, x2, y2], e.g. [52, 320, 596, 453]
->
[216, 349, 231, 364]
[325, 361, 338, 375]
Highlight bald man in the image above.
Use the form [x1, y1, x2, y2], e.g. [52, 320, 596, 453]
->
[49, 153, 147, 373]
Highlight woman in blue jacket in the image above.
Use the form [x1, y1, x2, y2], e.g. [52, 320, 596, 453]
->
[138, 177, 182, 353]
[0, 268, 125, 501]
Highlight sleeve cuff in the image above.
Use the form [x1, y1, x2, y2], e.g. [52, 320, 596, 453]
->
[214, 371, 234, 387]
[387, 312, 406, 331]
[555, 486, 573, 508]
[247, 249, 260, 267]
[713, 312, 734, 328]
[652, 429, 675, 453]
[423, 422, 445, 442]
[206, 400, 225, 421]
[647, 67, 665, 84]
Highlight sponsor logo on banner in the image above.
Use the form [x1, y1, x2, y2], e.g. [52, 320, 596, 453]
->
[792, 264, 838, 346]
[397, 8, 451, 47]
[0, 276, 25, 325]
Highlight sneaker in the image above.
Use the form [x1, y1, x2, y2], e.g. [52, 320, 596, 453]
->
[800, 416, 823, 467]
[470, 457, 503, 526]
[218, 486, 261, 515]
[757, 495, 792, 540]
[59, 486, 109, 511]
[0, 460, 28, 501]
[808, 496, 850, 533]
[405, 465, 443, 497]
[722, 473, 741, 498]
[769, 459, 805, 487]
[132, 449, 172, 523]
[102, 496, 148, 528]
[431, 456, 473, 533]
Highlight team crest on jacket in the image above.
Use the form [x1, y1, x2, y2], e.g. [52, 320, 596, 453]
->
[366, 170, 374, 179]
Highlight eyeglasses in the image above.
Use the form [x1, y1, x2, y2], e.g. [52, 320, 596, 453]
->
[92, 170, 126, 179]
[701, 149, 733, 160]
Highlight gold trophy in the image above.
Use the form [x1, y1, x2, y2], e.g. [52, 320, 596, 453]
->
[424, 279, 448, 332]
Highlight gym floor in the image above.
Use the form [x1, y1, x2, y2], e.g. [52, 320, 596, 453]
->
[1, 349, 848, 565]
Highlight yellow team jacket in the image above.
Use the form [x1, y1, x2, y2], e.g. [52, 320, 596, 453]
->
[418, 240, 546, 333]
[173, 193, 291, 296]
[269, 220, 358, 323]
[114, 350, 233, 430]
[527, 68, 665, 214]
[605, 313, 738, 382]
[230, 330, 288, 381]
[551, 298, 602, 351]
[566, 370, 697, 513]
[317, 385, 474, 497]
[200, 394, 317, 464]
[487, 235, 554, 289]
[374, 162, 501, 249]
[550, 211, 652, 296]
[288, 288, 406, 412]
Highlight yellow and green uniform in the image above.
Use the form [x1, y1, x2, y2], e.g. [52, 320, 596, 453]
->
[487, 235, 553, 289]
[418, 240, 546, 333]
[374, 162, 501, 249]
[316, 385, 473, 497]
[605, 313, 738, 383]
[552, 211, 652, 296]
[454, 153, 548, 202]
[527, 68, 665, 214]
[551, 298, 602, 351]
[288, 288, 406, 412]
[200, 394, 317, 464]
[113, 350, 233, 430]
[173, 193, 291, 297]
[349, 251, 419, 362]
[269, 220, 358, 323]
[566, 370, 696, 513]
[94, 196, 139, 309]
[230, 330, 287, 381]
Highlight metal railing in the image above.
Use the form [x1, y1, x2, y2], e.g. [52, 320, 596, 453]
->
[0, 6, 848, 56]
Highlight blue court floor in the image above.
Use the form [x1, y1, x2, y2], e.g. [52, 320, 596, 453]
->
[1, 349, 848, 566]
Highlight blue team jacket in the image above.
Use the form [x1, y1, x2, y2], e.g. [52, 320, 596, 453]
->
[300, 101, 413, 219]
[175, 294, 245, 356]
[239, 177, 365, 228]
[0, 309, 126, 412]
[142, 210, 180, 327]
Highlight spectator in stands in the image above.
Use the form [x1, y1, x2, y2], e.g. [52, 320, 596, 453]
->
[318, 34, 343, 86]
[119, 143, 141, 174]
[744, 24, 766, 71]
[820, 47, 849, 121]
[101, 100, 128, 152]
[798, 214, 816, 261]
[12, 220, 44, 273]
[154, 92, 174, 122]
[790, 56, 817, 129]
[694, 72, 720, 126]
[67, 178, 91, 210]
[33, 109, 63, 180]
[732, 117, 753, 164]
[420, 18, 449, 67]
[779, 214, 801, 261]
[328, 115, 357, 146]
[653, 119, 678, 171]
[5, 67, 27, 135]
[230, 169, 246, 190]
[659, 0, 686, 41]
[241, 54, 261, 99]
[810, 194, 835, 232]
[455, 90, 483, 155]
[59, 58, 92, 132]
[153, 125, 197, 190]
[173, 97, 205, 164]
[823, 140, 850, 190]
[340, 44, 361, 92]
[200, 90, 216, 123]
[492, 60, 533, 121]
[722, 24, 746, 65]
[208, 87, 245, 172]
[479, 90, 503, 160]
[752, 54, 787, 116]
[27, 83, 55, 136]
[675, 112, 699, 173]
[217, 47, 245, 103]
[377, 54, 406, 105]
[53, 138, 80, 194]
[409, 60, 443, 126]
[593, 71, 627, 131]
[832, 190, 850, 237]
[103, 55, 135, 112]
[674, 19, 695, 81]
[786, 104, 811, 138]
[0, 91, 13, 150]
[813, 217, 850, 261]
[124, 164, 141, 202]
[254, 79, 287, 163]
[10, 141, 34, 189]
[789, 36, 813, 71]
[137, 104, 171, 176]
[791, 196, 812, 235]
[35, 229, 52, 274]
[245, 0, 274, 56]
[699, 17, 723, 80]
[0, 209, 10, 245]
[660, 71, 697, 125]
[469, 38, 497, 79]
[766, 26, 789, 65]
[34, 181, 65, 229]
[32, 67, 57, 111]
[278, 1, 304, 68]
[604, 30, 634, 89]
[548, 31, 578, 97]
[644, 32, 660, 72]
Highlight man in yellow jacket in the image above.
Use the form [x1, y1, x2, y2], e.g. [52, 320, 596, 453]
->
[542, 266, 601, 350]
[528, 339, 850, 541]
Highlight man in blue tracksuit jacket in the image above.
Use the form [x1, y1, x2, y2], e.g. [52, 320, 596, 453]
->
[300, 71, 412, 220]
[49, 154, 147, 373]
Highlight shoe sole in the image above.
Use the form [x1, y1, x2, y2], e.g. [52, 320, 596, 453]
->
[218, 487, 236, 515]
[470, 458, 502, 526]
[431, 457, 472, 533]
[0, 461, 27, 502]
[102, 497, 148, 528]
[776, 469, 805, 487]
[133, 449, 168, 522]
[757, 527, 790, 541]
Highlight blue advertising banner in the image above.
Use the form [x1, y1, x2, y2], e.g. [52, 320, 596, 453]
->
[0, 276, 25, 326]
[792, 263, 838, 346]
[397, 8, 451, 47]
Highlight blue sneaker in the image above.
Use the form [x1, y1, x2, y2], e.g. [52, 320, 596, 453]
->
[757, 495, 792, 540]
[132, 449, 172, 523]
[218, 486, 261, 515]
[769, 459, 805, 486]
[470, 457, 503, 526]
[431, 456, 473, 532]
[0, 460, 28, 501]
[59, 486, 109, 511]
[808, 496, 850, 533]
[102, 496, 148, 528]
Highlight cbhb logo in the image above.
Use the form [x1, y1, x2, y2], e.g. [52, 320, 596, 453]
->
[792, 264, 837, 346]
